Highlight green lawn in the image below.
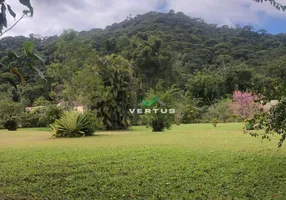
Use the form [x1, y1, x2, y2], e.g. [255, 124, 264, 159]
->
[1, 123, 286, 199]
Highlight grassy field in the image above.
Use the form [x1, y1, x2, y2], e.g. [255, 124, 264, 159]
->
[1, 123, 286, 200]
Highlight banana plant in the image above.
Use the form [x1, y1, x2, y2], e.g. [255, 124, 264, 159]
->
[0, 41, 45, 89]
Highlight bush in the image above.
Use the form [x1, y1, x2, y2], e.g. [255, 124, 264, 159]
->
[211, 118, 218, 127]
[50, 111, 95, 138]
[204, 99, 234, 123]
[20, 112, 40, 128]
[85, 111, 104, 131]
[20, 105, 63, 128]
[150, 115, 172, 132]
[244, 118, 256, 130]
[38, 106, 63, 126]
[141, 81, 182, 132]
[33, 97, 52, 107]
[244, 113, 266, 133]
[4, 119, 18, 131]
[0, 94, 25, 131]
[180, 103, 204, 124]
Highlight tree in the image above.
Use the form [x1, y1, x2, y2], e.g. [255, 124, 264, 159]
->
[230, 91, 262, 120]
[1, 9, 286, 124]
[248, 99, 286, 147]
[90, 55, 138, 130]
[223, 64, 254, 94]
[47, 30, 95, 84]
[0, 41, 45, 93]
[262, 99, 286, 147]
[141, 81, 181, 132]
[47, 30, 97, 103]
[186, 71, 224, 106]
[0, 0, 34, 37]
[65, 54, 138, 130]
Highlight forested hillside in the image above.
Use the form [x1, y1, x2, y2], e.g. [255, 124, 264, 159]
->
[1, 10, 286, 124]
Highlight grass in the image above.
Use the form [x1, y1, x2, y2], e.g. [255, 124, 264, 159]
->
[1, 123, 286, 199]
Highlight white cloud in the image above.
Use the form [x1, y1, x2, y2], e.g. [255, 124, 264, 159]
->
[167, 0, 286, 27]
[2, 0, 286, 37]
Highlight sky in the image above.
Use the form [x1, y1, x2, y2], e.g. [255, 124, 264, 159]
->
[3, 0, 286, 37]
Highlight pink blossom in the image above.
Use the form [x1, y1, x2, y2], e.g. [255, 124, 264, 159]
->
[230, 91, 262, 120]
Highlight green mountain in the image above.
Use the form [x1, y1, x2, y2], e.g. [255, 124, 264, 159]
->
[1, 10, 286, 105]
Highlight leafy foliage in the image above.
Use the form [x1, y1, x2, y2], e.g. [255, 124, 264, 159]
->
[0, 93, 25, 130]
[50, 111, 95, 138]
[211, 118, 218, 127]
[230, 91, 262, 120]
[0, 41, 45, 93]
[64, 52, 138, 130]
[204, 99, 234, 123]
[253, 0, 286, 11]
[142, 81, 181, 132]
[244, 117, 257, 131]
[3, 119, 18, 131]
[20, 105, 63, 128]
[246, 99, 286, 147]
[2, 10, 286, 129]
[90, 55, 137, 130]
[263, 99, 286, 147]
[0, 0, 34, 36]
[150, 116, 172, 132]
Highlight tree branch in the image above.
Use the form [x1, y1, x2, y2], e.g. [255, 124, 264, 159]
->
[253, 0, 286, 11]
[0, 13, 26, 37]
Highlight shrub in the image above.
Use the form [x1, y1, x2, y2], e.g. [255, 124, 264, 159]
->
[20, 105, 63, 128]
[20, 112, 40, 128]
[38, 106, 63, 126]
[142, 82, 181, 132]
[4, 119, 18, 131]
[0, 94, 24, 131]
[244, 118, 256, 130]
[33, 97, 52, 107]
[50, 111, 95, 138]
[130, 113, 143, 126]
[174, 98, 200, 124]
[204, 99, 234, 123]
[150, 115, 172, 132]
[85, 112, 104, 131]
[211, 118, 218, 127]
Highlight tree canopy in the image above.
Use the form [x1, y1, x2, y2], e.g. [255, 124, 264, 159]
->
[1, 10, 286, 139]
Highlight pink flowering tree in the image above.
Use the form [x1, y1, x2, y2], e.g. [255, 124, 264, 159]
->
[230, 91, 262, 120]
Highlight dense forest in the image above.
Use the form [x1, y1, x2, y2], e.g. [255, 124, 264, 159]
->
[1, 10, 286, 129]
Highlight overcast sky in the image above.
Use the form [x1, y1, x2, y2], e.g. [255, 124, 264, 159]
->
[4, 0, 286, 37]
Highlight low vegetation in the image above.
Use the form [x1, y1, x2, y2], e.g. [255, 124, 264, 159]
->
[1, 124, 286, 199]
[50, 111, 95, 138]
[1, 2, 286, 200]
